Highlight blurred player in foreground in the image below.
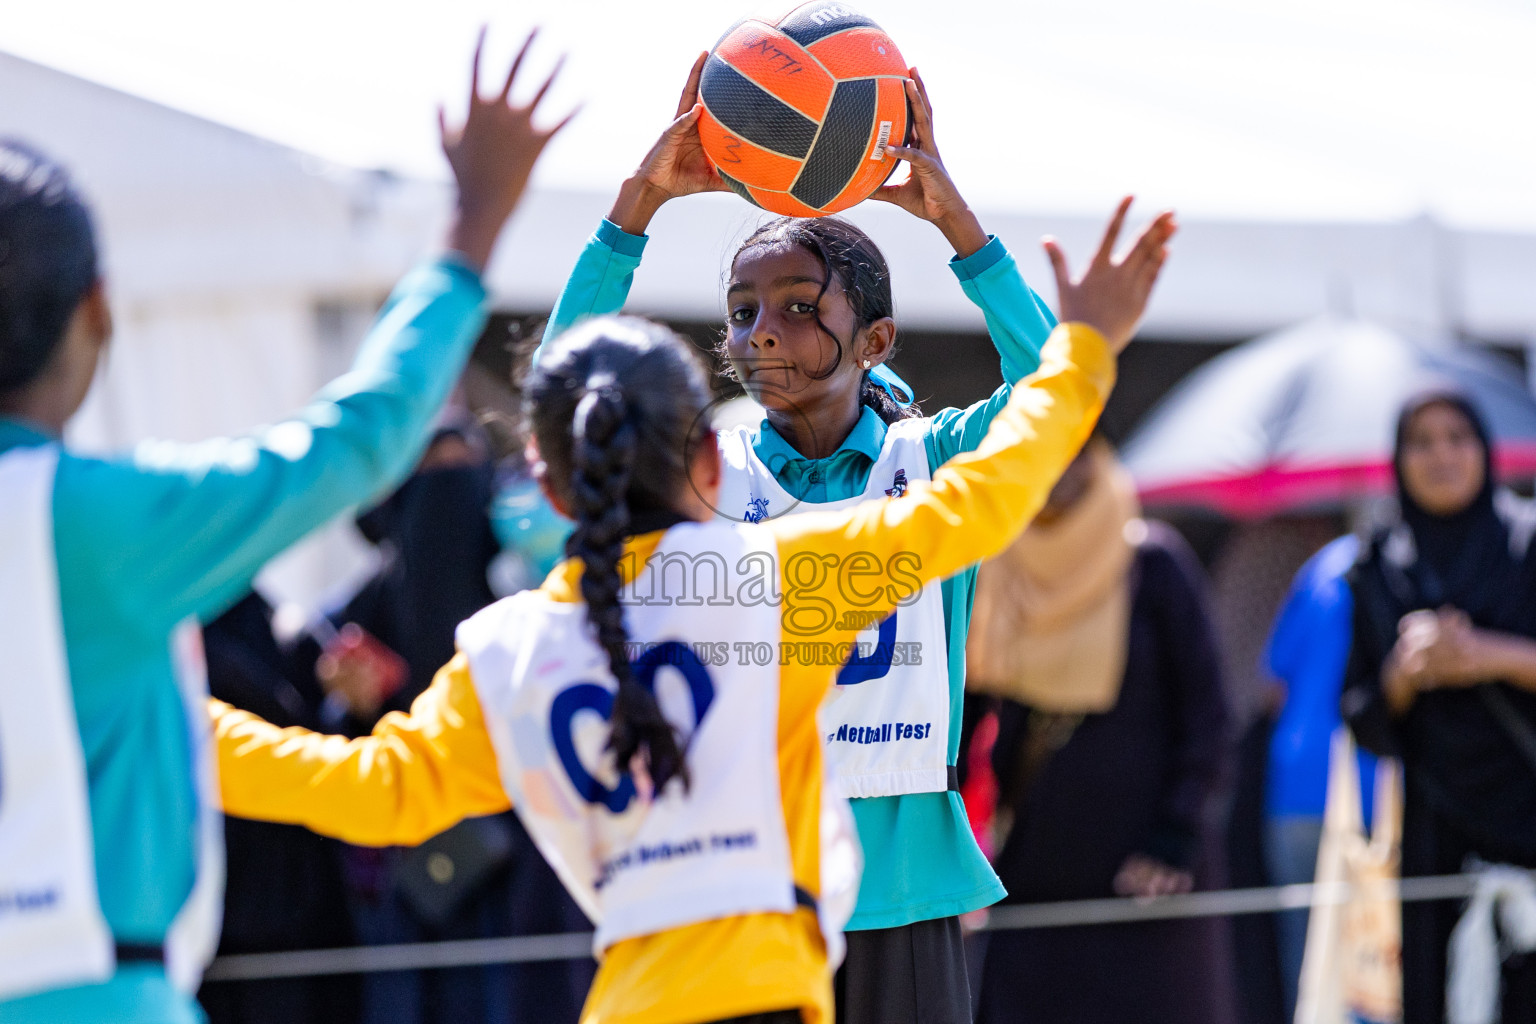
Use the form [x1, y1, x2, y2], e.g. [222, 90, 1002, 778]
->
[0, 33, 569, 1023]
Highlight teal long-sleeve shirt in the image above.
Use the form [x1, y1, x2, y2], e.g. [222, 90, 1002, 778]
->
[543, 219, 1058, 929]
[0, 256, 487, 1023]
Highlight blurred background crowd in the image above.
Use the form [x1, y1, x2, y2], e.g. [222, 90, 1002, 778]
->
[5, 1, 1536, 1021]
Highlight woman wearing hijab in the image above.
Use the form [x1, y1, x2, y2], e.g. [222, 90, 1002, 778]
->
[967, 440, 1236, 1024]
[1343, 392, 1536, 1024]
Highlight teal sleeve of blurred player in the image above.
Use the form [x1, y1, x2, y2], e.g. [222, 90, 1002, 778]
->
[0, 255, 487, 1024]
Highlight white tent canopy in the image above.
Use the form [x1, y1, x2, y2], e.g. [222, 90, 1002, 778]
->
[0, 51, 441, 604]
[4, 0, 1533, 230]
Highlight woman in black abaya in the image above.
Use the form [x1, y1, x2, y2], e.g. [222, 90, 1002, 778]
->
[1343, 392, 1536, 1024]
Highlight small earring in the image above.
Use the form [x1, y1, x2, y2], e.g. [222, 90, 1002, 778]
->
[862, 359, 872, 369]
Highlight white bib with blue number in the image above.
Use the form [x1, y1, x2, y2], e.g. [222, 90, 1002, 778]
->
[716, 419, 952, 799]
[458, 521, 860, 961]
[0, 445, 223, 1002]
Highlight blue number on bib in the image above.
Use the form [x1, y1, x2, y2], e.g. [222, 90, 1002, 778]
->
[837, 611, 898, 686]
[550, 642, 716, 811]
[549, 684, 637, 813]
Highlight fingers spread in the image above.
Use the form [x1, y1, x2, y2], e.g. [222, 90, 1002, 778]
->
[1095, 196, 1134, 266]
[471, 26, 488, 99]
[1042, 237, 1071, 293]
[1135, 252, 1167, 298]
[544, 103, 583, 141]
[503, 28, 539, 102]
[1126, 210, 1176, 267]
[529, 53, 566, 112]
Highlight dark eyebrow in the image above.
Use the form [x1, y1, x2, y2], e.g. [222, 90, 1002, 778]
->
[727, 275, 825, 296]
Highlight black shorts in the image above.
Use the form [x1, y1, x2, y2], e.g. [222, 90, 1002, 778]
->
[834, 915, 972, 1024]
[711, 1013, 801, 1024]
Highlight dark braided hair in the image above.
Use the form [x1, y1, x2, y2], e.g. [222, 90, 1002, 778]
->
[727, 216, 921, 423]
[525, 316, 715, 794]
[0, 140, 98, 396]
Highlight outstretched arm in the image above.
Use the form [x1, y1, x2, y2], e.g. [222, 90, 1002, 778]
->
[214, 654, 512, 846]
[67, 33, 574, 628]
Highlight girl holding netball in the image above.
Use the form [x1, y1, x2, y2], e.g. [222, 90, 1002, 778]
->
[0, 36, 567, 1023]
[542, 54, 1073, 1023]
[211, 202, 1175, 1024]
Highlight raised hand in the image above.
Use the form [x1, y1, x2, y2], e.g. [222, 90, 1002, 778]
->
[608, 52, 732, 235]
[442, 28, 577, 271]
[871, 69, 988, 258]
[1044, 197, 1177, 353]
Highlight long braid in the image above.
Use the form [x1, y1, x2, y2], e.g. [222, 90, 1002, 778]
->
[567, 374, 690, 793]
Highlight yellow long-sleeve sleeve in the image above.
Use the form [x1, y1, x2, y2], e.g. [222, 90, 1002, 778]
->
[212, 652, 512, 846]
[768, 321, 1115, 681]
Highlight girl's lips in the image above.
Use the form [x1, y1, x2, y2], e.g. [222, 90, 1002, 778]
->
[743, 362, 793, 378]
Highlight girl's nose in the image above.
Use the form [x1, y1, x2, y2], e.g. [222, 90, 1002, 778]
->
[749, 316, 778, 351]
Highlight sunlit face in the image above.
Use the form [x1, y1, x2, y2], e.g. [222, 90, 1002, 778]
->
[724, 242, 869, 415]
[1399, 401, 1486, 516]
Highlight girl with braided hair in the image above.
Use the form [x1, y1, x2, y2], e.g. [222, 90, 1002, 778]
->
[542, 55, 1071, 1024]
[210, 200, 1174, 1024]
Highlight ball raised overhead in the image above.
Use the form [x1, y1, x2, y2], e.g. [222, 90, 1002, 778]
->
[699, 2, 909, 217]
